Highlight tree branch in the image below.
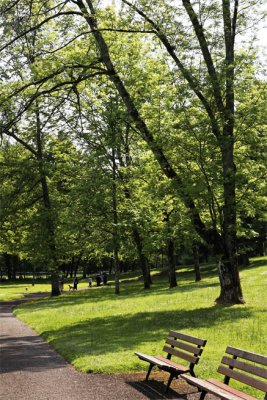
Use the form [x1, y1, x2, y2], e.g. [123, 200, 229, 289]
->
[121, 0, 221, 138]
[182, 0, 225, 117]
[0, 11, 83, 52]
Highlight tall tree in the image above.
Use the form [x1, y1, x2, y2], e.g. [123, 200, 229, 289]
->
[71, 0, 266, 303]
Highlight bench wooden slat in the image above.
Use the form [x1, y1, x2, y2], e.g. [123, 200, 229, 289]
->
[154, 355, 189, 372]
[165, 338, 203, 355]
[181, 375, 252, 400]
[226, 347, 267, 366]
[169, 330, 207, 346]
[163, 345, 198, 364]
[207, 379, 258, 400]
[135, 352, 171, 368]
[218, 365, 267, 392]
[222, 356, 267, 379]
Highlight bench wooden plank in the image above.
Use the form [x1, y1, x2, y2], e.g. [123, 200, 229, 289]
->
[163, 345, 198, 364]
[226, 347, 267, 366]
[165, 338, 203, 355]
[135, 352, 170, 368]
[222, 356, 267, 379]
[155, 355, 189, 372]
[169, 331, 207, 346]
[218, 365, 267, 392]
[181, 375, 257, 400]
[207, 379, 258, 400]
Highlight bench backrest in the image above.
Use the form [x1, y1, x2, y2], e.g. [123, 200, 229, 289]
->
[218, 346, 267, 393]
[163, 331, 207, 369]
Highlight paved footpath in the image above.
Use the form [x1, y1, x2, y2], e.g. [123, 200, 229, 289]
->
[0, 295, 188, 400]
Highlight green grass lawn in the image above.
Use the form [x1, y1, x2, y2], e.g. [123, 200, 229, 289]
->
[0, 279, 91, 301]
[0, 281, 51, 301]
[3, 257, 267, 398]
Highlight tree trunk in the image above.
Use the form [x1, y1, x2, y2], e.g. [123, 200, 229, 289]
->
[5, 253, 12, 280]
[112, 147, 120, 295]
[193, 244, 201, 282]
[35, 106, 60, 296]
[167, 239, 177, 288]
[51, 271, 60, 296]
[132, 227, 151, 289]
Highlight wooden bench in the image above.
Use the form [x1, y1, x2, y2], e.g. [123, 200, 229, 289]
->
[181, 346, 267, 400]
[135, 331, 207, 393]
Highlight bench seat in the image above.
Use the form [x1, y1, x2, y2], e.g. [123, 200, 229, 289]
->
[182, 375, 258, 400]
[135, 352, 189, 373]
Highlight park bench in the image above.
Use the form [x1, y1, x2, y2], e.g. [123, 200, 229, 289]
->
[135, 331, 207, 393]
[181, 346, 267, 400]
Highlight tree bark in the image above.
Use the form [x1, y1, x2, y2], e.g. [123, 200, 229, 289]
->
[132, 227, 151, 289]
[118, 122, 152, 288]
[193, 244, 201, 282]
[112, 147, 120, 295]
[35, 106, 60, 296]
[167, 239, 177, 288]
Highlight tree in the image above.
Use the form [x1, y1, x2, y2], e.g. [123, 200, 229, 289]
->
[0, 0, 265, 303]
[71, 0, 266, 303]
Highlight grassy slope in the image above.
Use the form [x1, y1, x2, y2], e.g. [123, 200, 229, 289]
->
[10, 257, 267, 398]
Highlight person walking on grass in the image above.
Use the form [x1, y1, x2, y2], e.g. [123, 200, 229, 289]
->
[73, 277, 78, 290]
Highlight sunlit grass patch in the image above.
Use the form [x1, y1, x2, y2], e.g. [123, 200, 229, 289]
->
[0, 281, 51, 301]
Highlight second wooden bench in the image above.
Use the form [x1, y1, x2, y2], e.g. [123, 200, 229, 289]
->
[181, 346, 267, 400]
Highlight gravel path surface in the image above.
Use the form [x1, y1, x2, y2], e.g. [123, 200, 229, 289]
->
[0, 294, 200, 400]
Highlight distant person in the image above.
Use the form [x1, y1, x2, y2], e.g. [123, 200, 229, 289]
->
[103, 273, 108, 285]
[73, 277, 78, 290]
[88, 277, 92, 287]
[96, 275, 101, 287]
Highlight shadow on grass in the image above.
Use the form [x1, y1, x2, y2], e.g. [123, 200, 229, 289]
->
[40, 305, 255, 367]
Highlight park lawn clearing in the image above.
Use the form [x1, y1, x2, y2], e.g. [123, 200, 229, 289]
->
[0, 281, 51, 301]
[14, 257, 267, 399]
[0, 279, 91, 301]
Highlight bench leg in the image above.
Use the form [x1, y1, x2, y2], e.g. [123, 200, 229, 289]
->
[145, 363, 154, 381]
[189, 366, 196, 377]
[199, 391, 207, 400]
[164, 372, 175, 394]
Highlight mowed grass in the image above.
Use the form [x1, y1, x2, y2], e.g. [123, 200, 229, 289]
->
[0, 279, 91, 301]
[0, 281, 51, 301]
[10, 257, 267, 398]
